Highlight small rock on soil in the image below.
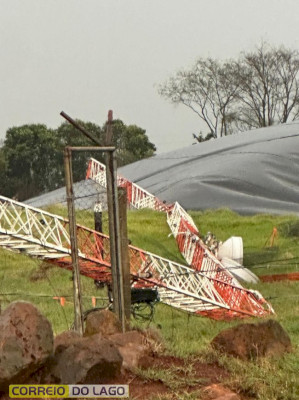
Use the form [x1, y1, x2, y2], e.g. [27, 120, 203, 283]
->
[84, 309, 122, 337]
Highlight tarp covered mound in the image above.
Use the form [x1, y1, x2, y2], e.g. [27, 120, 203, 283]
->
[26, 180, 104, 210]
[120, 122, 299, 215]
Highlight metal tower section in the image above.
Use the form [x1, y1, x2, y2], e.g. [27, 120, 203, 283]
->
[0, 195, 273, 318]
[86, 158, 273, 318]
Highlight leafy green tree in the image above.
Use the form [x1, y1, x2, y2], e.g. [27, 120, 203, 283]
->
[2, 124, 58, 199]
[55, 119, 156, 180]
[0, 147, 9, 197]
[107, 119, 156, 166]
[0, 119, 156, 200]
[55, 120, 104, 183]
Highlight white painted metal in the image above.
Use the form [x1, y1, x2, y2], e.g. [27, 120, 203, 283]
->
[0, 195, 232, 314]
[221, 257, 260, 284]
[218, 237, 244, 264]
[86, 158, 274, 318]
[87, 161, 241, 285]
[167, 201, 198, 234]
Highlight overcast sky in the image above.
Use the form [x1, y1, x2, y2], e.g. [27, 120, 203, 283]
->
[1, 0, 299, 153]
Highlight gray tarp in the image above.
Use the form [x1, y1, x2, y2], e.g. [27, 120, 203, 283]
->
[120, 121, 299, 215]
[26, 179, 105, 210]
[27, 122, 299, 215]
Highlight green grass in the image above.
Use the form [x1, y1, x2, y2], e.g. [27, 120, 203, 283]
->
[0, 207, 299, 399]
[190, 208, 299, 276]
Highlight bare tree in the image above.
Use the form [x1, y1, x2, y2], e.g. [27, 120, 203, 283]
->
[159, 43, 299, 139]
[276, 47, 299, 122]
[158, 58, 239, 138]
[233, 43, 299, 129]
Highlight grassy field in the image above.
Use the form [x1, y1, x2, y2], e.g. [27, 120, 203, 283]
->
[0, 207, 298, 399]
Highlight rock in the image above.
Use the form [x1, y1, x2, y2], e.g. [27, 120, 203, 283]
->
[84, 309, 121, 337]
[54, 330, 81, 355]
[211, 319, 292, 360]
[109, 330, 150, 370]
[48, 334, 122, 384]
[0, 301, 53, 390]
[109, 330, 144, 347]
[203, 384, 241, 399]
[143, 327, 164, 353]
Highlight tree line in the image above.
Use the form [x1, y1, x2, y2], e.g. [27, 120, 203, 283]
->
[159, 42, 299, 139]
[0, 119, 156, 201]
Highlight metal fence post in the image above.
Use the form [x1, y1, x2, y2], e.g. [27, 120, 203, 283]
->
[64, 147, 84, 335]
[105, 149, 126, 332]
[118, 187, 131, 322]
[104, 111, 126, 332]
[61, 111, 126, 333]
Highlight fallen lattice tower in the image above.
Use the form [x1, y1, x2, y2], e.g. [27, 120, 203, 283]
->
[0, 195, 273, 319]
[86, 158, 274, 319]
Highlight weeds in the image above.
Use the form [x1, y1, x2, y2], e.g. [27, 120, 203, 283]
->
[0, 207, 298, 399]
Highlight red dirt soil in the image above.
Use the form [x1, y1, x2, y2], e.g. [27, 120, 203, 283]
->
[260, 272, 299, 282]
[107, 354, 240, 399]
[0, 354, 245, 400]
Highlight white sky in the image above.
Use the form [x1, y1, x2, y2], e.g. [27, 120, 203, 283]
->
[1, 0, 299, 153]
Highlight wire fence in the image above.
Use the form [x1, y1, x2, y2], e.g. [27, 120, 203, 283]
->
[25, 159, 107, 212]
[65, 146, 120, 334]
[0, 148, 114, 334]
[1, 134, 299, 334]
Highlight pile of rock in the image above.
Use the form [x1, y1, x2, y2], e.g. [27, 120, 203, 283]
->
[0, 302, 159, 394]
[0, 301, 292, 400]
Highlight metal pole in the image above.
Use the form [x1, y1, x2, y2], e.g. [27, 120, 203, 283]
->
[105, 111, 126, 332]
[106, 151, 125, 332]
[60, 111, 102, 146]
[105, 110, 114, 146]
[94, 202, 103, 233]
[118, 187, 131, 323]
[61, 109, 126, 331]
[64, 147, 84, 335]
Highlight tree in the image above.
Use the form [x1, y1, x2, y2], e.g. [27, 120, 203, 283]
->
[158, 58, 239, 138]
[159, 43, 299, 139]
[55, 120, 104, 183]
[0, 147, 9, 196]
[235, 43, 299, 129]
[55, 119, 156, 180]
[106, 119, 156, 166]
[1, 120, 156, 200]
[2, 124, 59, 199]
[192, 132, 215, 143]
